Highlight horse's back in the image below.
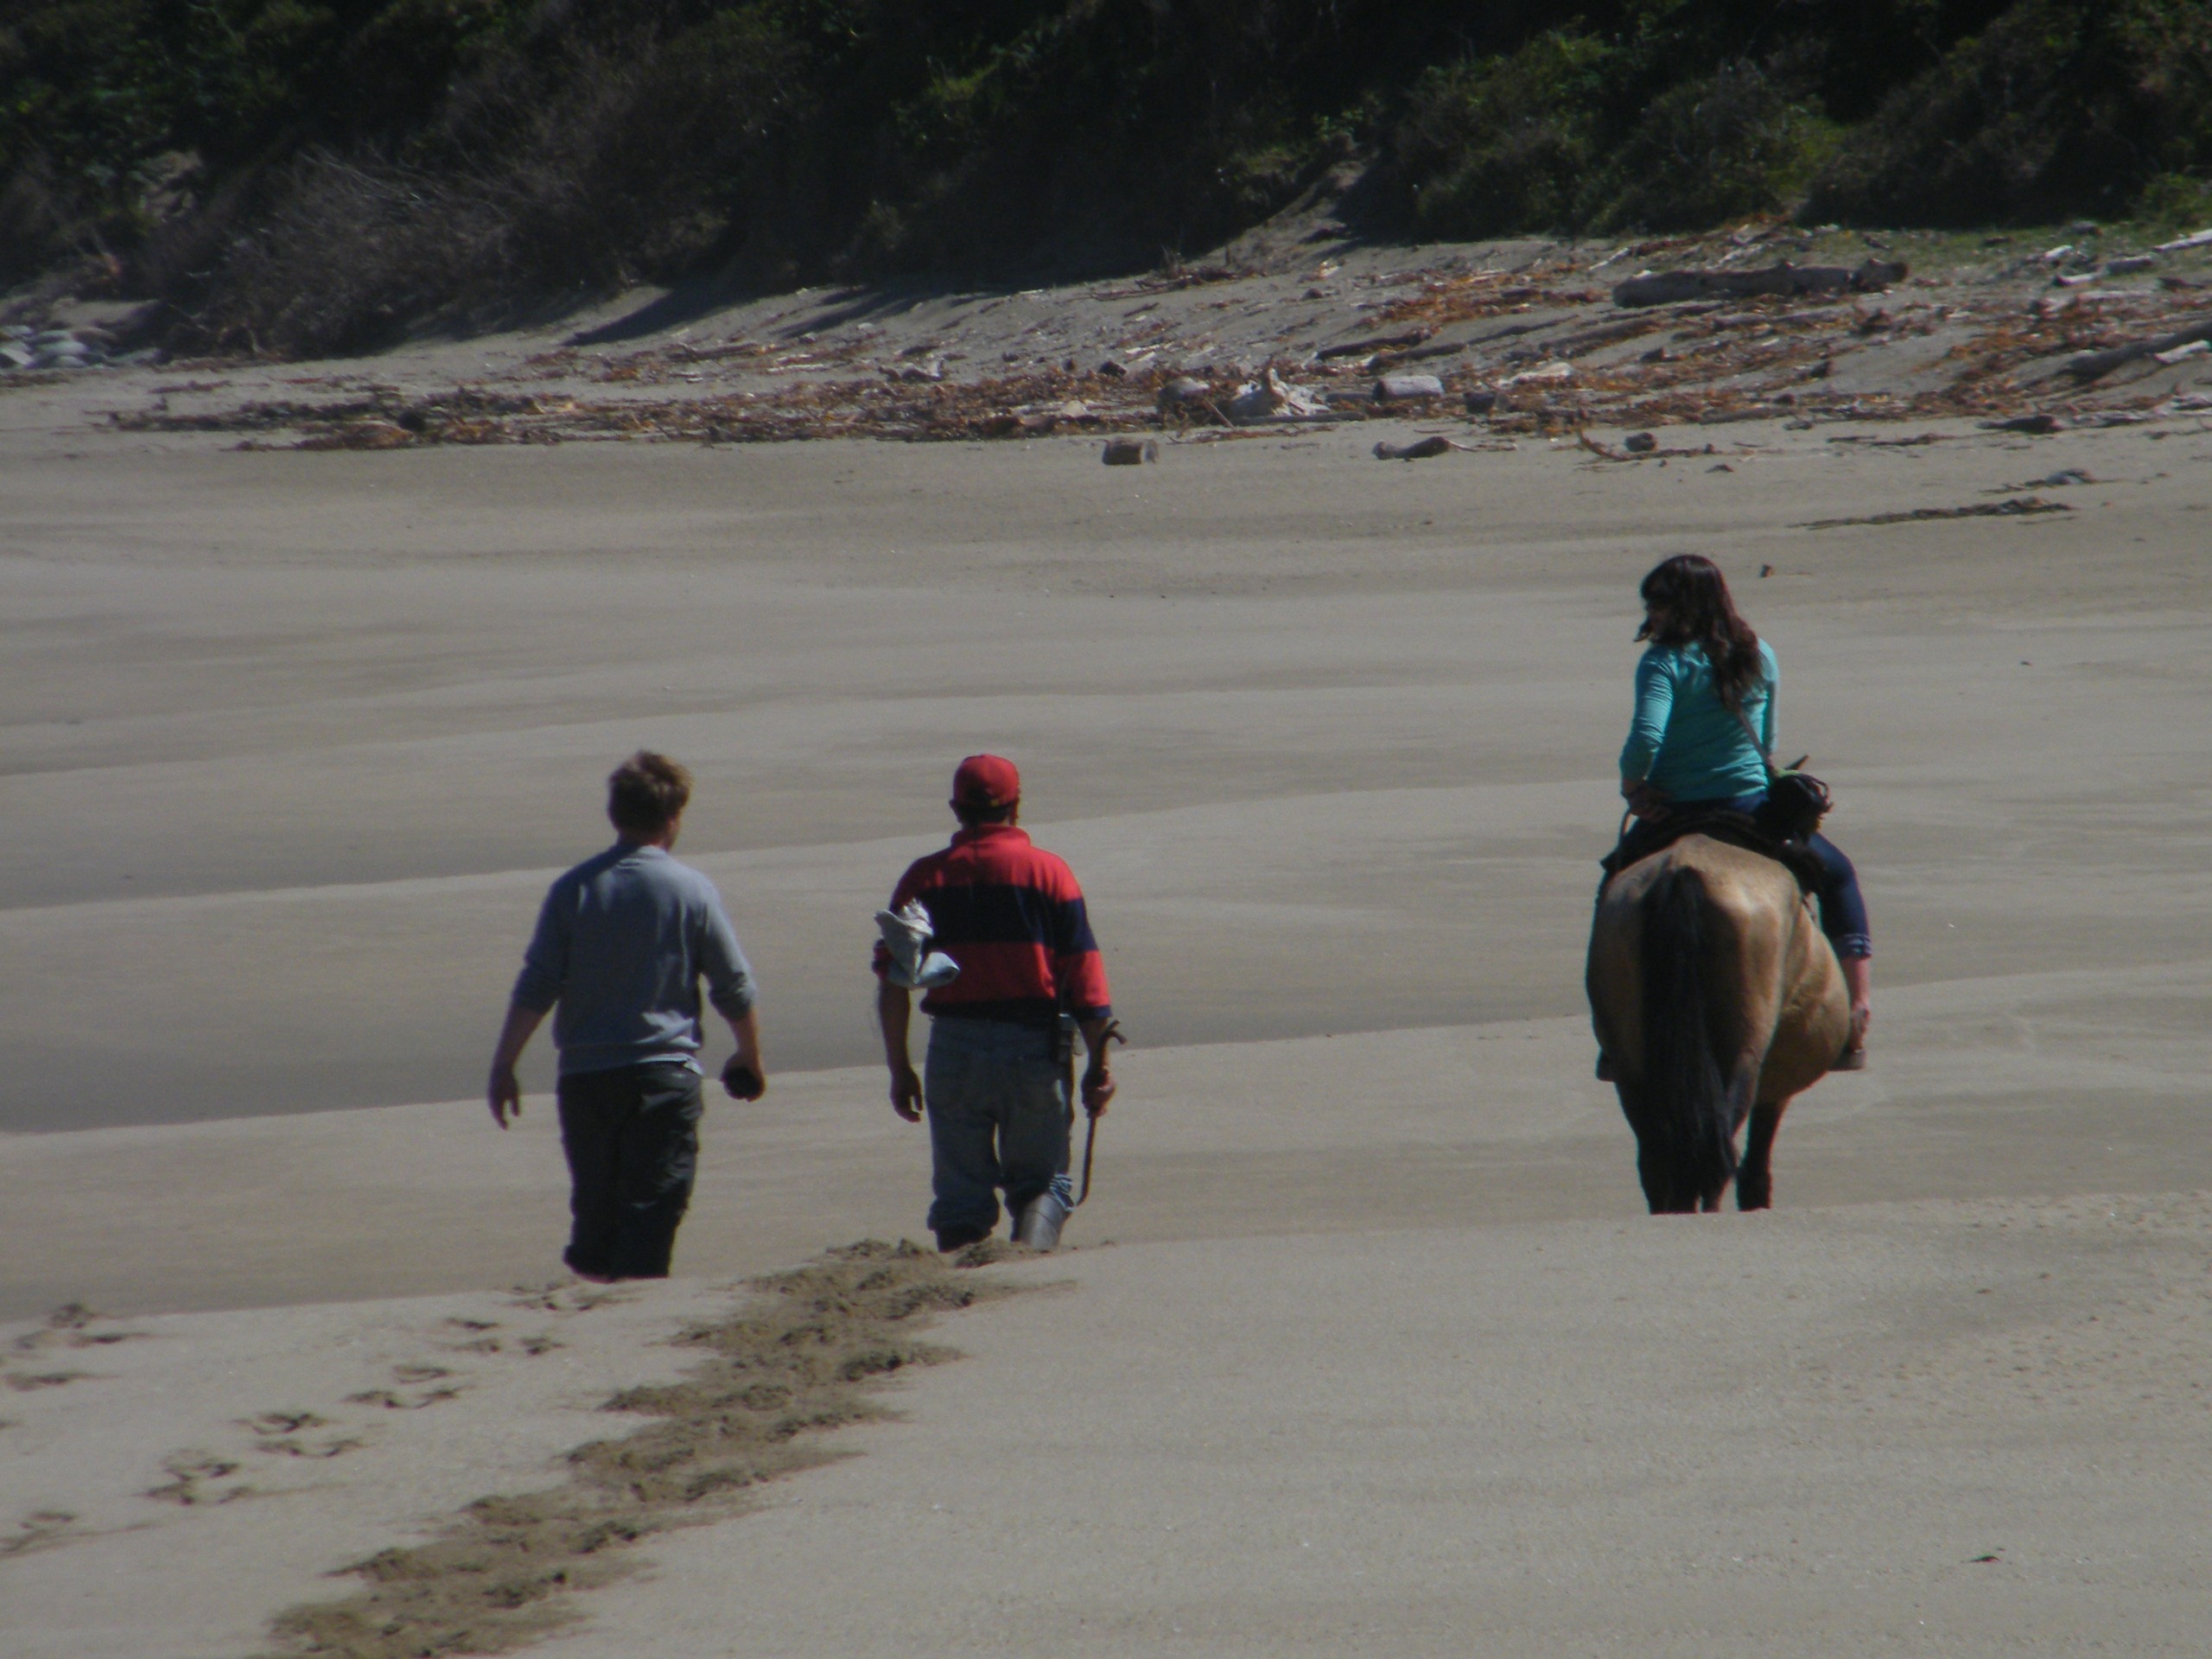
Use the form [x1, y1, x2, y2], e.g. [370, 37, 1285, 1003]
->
[1589, 835, 1847, 1100]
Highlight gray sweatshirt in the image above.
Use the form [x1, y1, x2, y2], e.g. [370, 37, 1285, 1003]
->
[512, 842, 756, 1077]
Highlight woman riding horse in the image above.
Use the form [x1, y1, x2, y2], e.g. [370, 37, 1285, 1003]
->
[1603, 553, 1871, 1074]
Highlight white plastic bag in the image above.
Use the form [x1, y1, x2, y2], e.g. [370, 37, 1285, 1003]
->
[875, 900, 960, 989]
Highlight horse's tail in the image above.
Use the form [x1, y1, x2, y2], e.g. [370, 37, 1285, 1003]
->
[1635, 864, 1737, 1211]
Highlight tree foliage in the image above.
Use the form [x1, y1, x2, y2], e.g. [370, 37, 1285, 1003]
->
[3, 1, 2208, 351]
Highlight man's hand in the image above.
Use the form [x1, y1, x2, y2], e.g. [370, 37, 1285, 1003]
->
[487, 1064, 523, 1129]
[721, 1052, 766, 1102]
[888, 1062, 924, 1123]
[1080, 1060, 1116, 1118]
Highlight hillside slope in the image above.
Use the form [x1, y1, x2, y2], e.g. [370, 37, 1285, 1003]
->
[3, 1, 2209, 355]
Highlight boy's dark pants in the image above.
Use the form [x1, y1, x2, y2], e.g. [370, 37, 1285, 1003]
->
[555, 1062, 702, 1279]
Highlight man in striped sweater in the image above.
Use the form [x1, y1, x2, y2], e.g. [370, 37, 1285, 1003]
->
[875, 754, 1117, 1252]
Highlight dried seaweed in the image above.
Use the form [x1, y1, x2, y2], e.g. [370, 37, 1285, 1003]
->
[1797, 495, 2074, 530]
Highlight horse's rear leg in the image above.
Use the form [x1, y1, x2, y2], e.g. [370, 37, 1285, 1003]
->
[1737, 1099, 1789, 1211]
[1700, 1056, 1762, 1212]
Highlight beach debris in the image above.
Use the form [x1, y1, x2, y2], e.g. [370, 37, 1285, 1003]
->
[2155, 228, 2212, 252]
[1798, 495, 2073, 530]
[1624, 430, 1657, 453]
[2153, 338, 2210, 365]
[1316, 328, 1430, 360]
[1982, 413, 2062, 434]
[1101, 436, 1158, 466]
[1157, 375, 1213, 410]
[1224, 366, 1326, 423]
[2104, 256, 2157, 276]
[93, 230, 2212, 451]
[1372, 372, 1446, 403]
[1384, 339, 1469, 365]
[0, 323, 118, 372]
[296, 419, 414, 450]
[2024, 467, 2093, 487]
[1613, 259, 1907, 308]
[2066, 320, 2212, 381]
[1499, 359, 1573, 387]
[1373, 435, 1463, 460]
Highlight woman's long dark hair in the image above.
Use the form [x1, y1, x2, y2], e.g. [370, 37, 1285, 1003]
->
[1637, 555, 1764, 707]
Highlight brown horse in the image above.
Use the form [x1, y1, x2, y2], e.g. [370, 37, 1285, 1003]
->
[1586, 835, 1849, 1213]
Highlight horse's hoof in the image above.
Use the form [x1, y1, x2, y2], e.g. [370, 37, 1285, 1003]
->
[1832, 1045, 1868, 1071]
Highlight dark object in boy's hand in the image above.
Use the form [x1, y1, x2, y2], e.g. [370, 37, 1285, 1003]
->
[721, 1058, 765, 1101]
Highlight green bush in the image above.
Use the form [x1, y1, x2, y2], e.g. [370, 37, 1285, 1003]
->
[1805, 0, 2212, 225]
[1398, 32, 1614, 238]
[2136, 170, 2212, 230]
[1592, 61, 1840, 231]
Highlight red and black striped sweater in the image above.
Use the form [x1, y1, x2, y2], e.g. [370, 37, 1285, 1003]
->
[874, 823, 1111, 1028]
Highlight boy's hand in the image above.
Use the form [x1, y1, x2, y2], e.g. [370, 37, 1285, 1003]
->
[721, 1054, 766, 1101]
[487, 1065, 522, 1128]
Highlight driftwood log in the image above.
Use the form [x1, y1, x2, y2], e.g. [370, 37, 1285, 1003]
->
[2064, 320, 2212, 383]
[1613, 259, 1908, 308]
[1316, 328, 1431, 359]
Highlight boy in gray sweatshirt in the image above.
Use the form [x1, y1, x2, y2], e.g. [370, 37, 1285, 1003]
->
[487, 752, 764, 1279]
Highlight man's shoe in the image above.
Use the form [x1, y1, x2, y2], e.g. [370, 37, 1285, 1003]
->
[1595, 1052, 1616, 1083]
[933, 1224, 988, 1253]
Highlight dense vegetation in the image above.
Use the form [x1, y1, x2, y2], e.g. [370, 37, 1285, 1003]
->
[5, 1, 2210, 353]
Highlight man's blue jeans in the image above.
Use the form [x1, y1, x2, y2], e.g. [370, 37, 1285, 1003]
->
[924, 1016, 1075, 1237]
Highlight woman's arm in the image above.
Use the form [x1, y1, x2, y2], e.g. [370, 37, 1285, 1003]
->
[1618, 650, 1674, 786]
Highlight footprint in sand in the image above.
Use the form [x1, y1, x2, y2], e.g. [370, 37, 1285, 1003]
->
[435, 1313, 564, 1357]
[2, 1370, 90, 1393]
[13, 1302, 152, 1354]
[240, 1409, 365, 1460]
[1, 1510, 80, 1558]
[146, 1452, 252, 1506]
[347, 1362, 467, 1411]
[505, 1281, 636, 1316]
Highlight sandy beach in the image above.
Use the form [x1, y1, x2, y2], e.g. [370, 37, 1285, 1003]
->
[3, 288, 2210, 1653]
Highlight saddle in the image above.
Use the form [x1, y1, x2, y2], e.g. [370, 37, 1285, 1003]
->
[1598, 807, 1828, 899]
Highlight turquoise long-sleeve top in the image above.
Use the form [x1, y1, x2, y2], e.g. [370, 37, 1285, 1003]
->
[1619, 639, 1778, 800]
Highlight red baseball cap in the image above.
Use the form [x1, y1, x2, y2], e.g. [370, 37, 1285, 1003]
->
[952, 753, 1020, 808]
